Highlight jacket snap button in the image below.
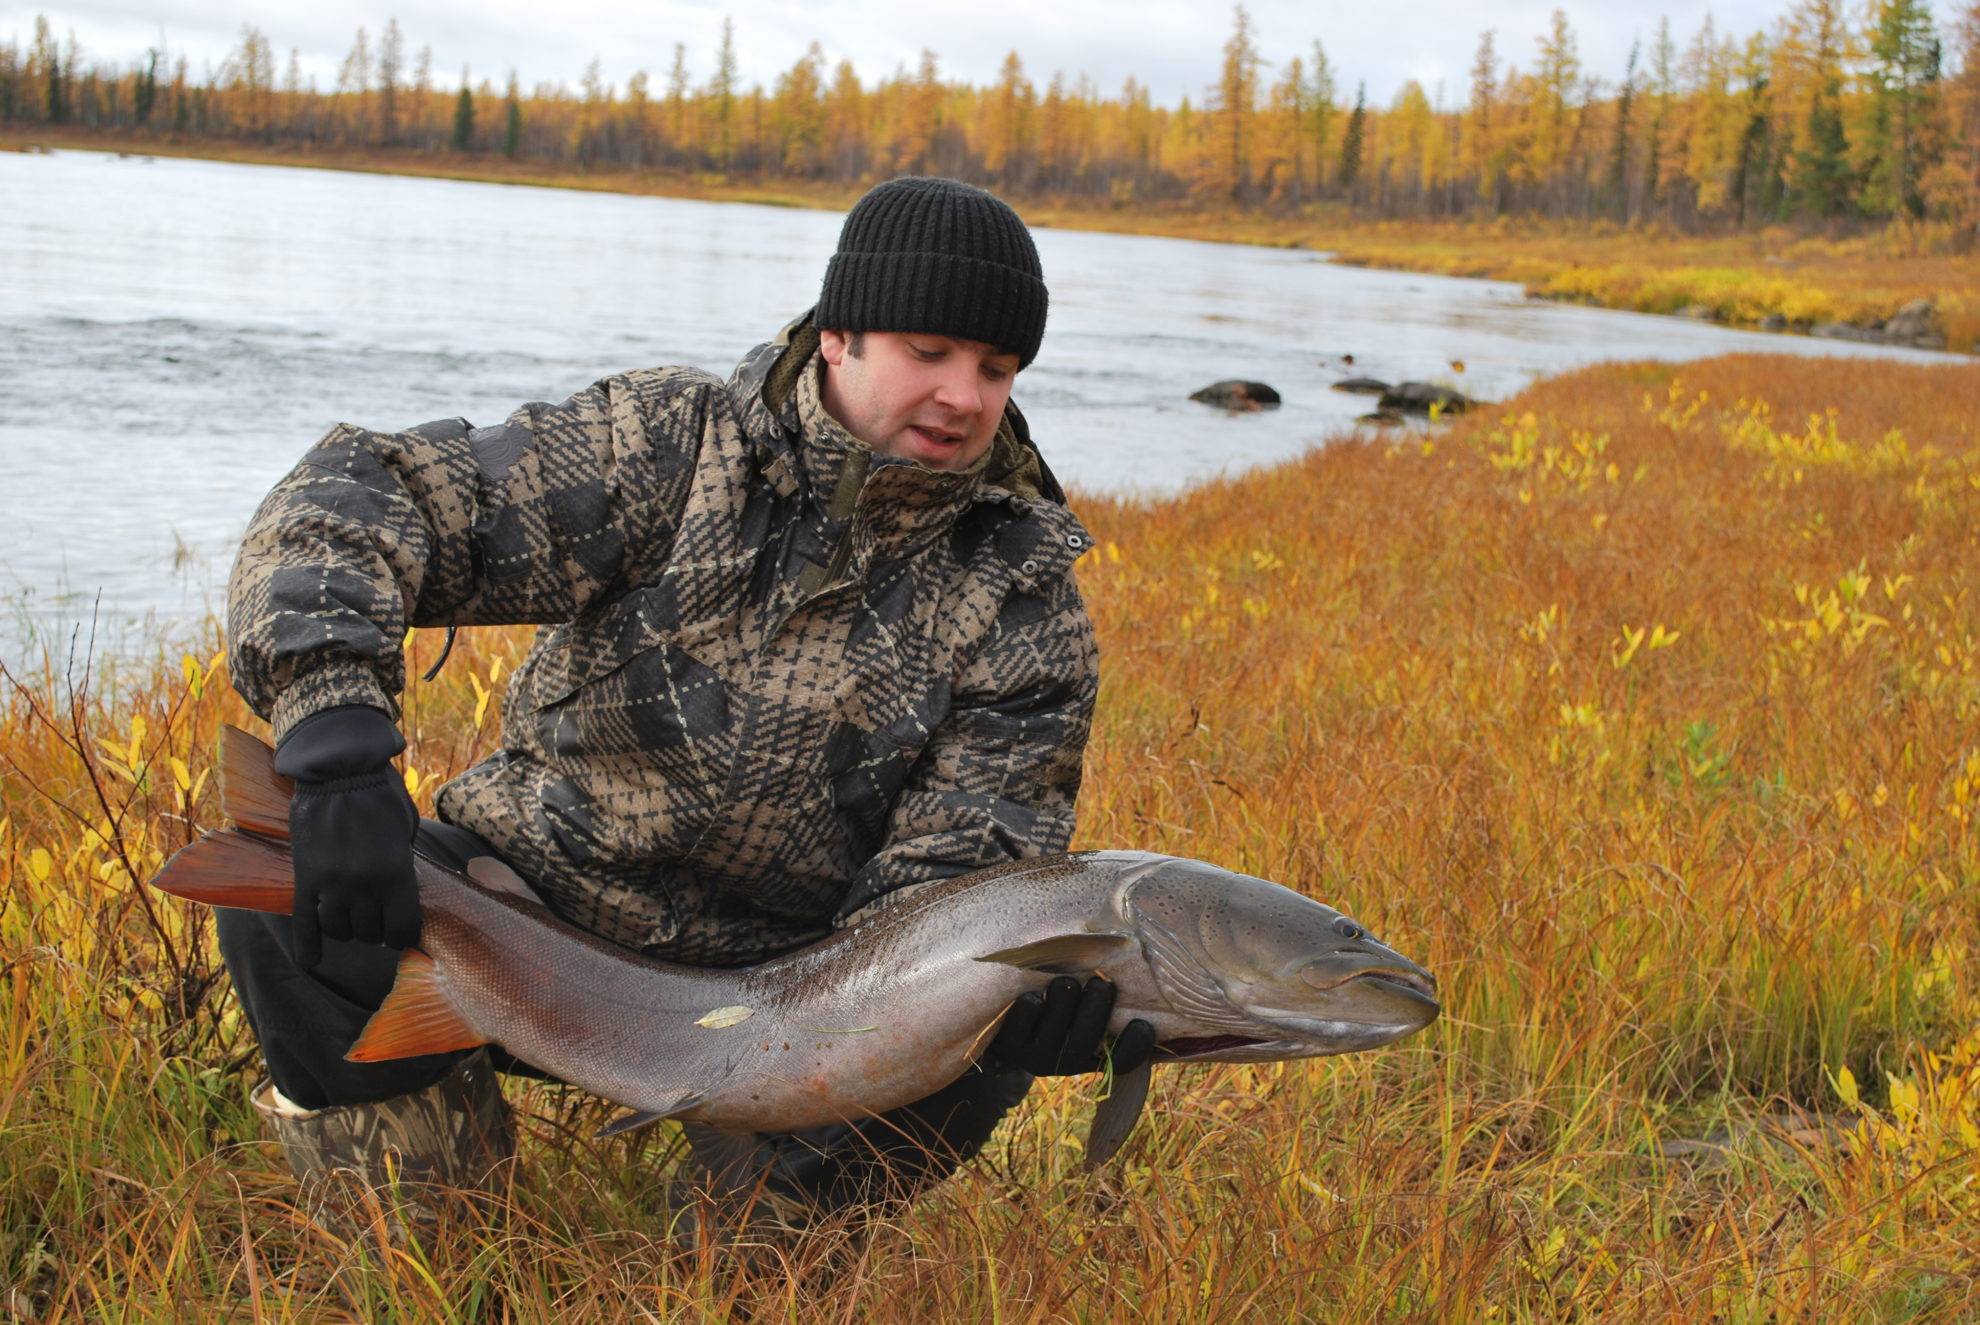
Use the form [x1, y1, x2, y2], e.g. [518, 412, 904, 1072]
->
[1065, 534, 1084, 548]
[1020, 559, 1039, 575]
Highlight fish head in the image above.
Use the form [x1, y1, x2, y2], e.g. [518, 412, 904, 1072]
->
[1113, 855, 1440, 1062]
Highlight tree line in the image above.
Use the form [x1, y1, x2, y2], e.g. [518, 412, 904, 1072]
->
[5, 3, 1979, 229]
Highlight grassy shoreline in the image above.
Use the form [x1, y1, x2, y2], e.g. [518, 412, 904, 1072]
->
[4, 349, 1977, 1317]
[10, 126, 1975, 353]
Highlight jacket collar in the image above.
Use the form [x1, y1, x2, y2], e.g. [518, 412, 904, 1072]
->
[727, 313, 1089, 579]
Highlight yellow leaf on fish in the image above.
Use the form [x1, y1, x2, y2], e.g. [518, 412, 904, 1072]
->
[695, 1006, 754, 1029]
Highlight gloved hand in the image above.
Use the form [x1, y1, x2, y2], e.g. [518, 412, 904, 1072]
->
[986, 975, 1157, 1078]
[274, 705, 421, 970]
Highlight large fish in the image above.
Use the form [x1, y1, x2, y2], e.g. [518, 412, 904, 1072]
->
[151, 727, 1440, 1164]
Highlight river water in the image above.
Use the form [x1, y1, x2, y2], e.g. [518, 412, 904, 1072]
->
[1, 148, 1966, 657]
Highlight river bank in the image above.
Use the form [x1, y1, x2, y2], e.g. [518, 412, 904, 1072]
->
[4, 349, 1976, 1317]
[10, 126, 1974, 354]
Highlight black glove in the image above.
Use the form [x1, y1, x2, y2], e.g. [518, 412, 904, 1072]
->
[986, 975, 1157, 1078]
[274, 705, 421, 970]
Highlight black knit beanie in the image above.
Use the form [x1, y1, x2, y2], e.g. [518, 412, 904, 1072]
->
[816, 176, 1049, 368]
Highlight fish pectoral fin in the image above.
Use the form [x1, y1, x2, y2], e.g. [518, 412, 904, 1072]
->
[595, 1089, 704, 1140]
[976, 932, 1136, 975]
[346, 950, 489, 1062]
[1083, 1060, 1153, 1170]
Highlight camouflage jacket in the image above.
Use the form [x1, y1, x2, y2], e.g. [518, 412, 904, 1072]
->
[227, 318, 1100, 965]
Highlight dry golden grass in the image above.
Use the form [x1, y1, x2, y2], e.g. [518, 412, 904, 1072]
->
[3, 352, 1977, 1320]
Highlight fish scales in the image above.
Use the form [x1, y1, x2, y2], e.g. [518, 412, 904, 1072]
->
[148, 730, 1439, 1156]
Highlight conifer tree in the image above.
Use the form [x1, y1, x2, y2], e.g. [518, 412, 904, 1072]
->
[1862, 0, 1942, 216]
[1339, 81, 1366, 189]
[1215, 5, 1261, 199]
[1607, 39, 1639, 217]
[1308, 40, 1336, 190]
[503, 70, 521, 157]
[1467, 29, 1500, 209]
[711, 17, 738, 174]
[452, 66, 473, 150]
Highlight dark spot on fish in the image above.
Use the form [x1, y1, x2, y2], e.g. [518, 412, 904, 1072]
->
[782, 1042, 790, 1051]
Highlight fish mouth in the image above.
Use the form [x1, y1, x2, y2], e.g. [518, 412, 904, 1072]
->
[1352, 968, 1439, 1006]
[1155, 1034, 1271, 1060]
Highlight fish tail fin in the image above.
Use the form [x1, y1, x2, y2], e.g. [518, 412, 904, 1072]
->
[219, 724, 294, 839]
[346, 950, 489, 1062]
[148, 829, 296, 914]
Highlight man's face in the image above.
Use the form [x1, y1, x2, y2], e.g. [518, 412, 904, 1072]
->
[817, 329, 1020, 471]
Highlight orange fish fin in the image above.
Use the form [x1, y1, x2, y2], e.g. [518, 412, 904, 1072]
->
[346, 950, 488, 1062]
[219, 724, 294, 839]
[148, 829, 295, 914]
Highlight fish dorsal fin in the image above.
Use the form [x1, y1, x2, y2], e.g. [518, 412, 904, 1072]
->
[976, 932, 1135, 975]
[346, 950, 490, 1062]
[1084, 1060, 1152, 1169]
[219, 725, 293, 839]
[466, 856, 547, 906]
[595, 1091, 704, 1140]
[1136, 913, 1258, 1034]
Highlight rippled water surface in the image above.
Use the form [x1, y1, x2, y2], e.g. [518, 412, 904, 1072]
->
[2, 149, 1965, 654]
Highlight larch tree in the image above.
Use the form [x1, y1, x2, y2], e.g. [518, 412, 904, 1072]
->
[984, 51, 1033, 186]
[711, 17, 738, 174]
[665, 43, 690, 159]
[1213, 4, 1262, 200]
[1466, 29, 1501, 209]
[375, 17, 403, 146]
[774, 43, 826, 174]
[1533, 9, 1583, 209]
[1308, 40, 1336, 192]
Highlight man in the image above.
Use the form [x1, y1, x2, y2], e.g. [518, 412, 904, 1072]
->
[218, 176, 1153, 1227]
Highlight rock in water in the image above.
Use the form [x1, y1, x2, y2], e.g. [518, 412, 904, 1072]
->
[1331, 377, 1392, 396]
[1882, 298, 1938, 346]
[1378, 382, 1477, 416]
[1190, 380, 1282, 411]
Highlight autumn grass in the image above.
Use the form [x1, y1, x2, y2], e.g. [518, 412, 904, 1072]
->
[4, 352, 1979, 1320]
[12, 127, 1977, 354]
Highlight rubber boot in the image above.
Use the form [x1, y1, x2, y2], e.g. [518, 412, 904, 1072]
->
[253, 1048, 516, 1241]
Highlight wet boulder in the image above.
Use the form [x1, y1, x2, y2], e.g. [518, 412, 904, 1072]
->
[1331, 377, 1392, 396]
[1811, 321, 1883, 344]
[1758, 313, 1788, 332]
[1882, 298, 1940, 346]
[1190, 380, 1282, 411]
[1378, 382, 1477, 416]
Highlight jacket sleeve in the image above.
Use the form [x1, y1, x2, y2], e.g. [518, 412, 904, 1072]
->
[227, 370, 706, 740]
[833, 570, 1101, 925]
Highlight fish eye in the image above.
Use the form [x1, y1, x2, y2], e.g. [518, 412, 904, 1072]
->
[1333, 918, 1367, 942]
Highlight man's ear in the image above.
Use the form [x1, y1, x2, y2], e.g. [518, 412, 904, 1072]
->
[819, 327, 850, 367]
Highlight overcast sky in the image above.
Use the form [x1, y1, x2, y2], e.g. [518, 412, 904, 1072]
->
[7, 1, 1840, 106]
